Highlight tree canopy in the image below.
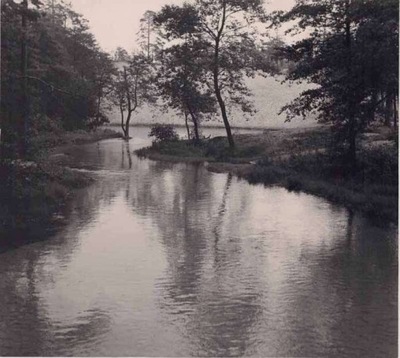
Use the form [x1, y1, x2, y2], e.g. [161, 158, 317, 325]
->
[275, 0, 398, 165]
[154, 0, 268, 148]
[1, 0, 114, 157]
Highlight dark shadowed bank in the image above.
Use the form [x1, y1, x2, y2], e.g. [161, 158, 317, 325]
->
[136, 126, 398, 224]
[0, 129, 122, 252]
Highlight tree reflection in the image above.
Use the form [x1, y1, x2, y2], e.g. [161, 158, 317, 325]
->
[124, 159, 265, 356]
[271, 210, 398, 357]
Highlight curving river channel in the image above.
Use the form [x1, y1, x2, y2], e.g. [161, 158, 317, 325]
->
[0, 127, 397, 357]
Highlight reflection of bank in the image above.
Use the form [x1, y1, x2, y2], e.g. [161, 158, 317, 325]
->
[0, 225, 112, 356]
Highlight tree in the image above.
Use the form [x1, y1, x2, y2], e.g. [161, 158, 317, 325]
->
[1, 0, 116, 158]
[154, 6, 217, 142]
[0, 0, 42, 157]
[195, 0, 267, 149]
[137, 10, 161, 61]
[111, 53, 155, 140]
[114, 46, 129, 62]
[91, 52, 116, 129]
[275, 0, 398, 168]
[154, 0, 267, 149]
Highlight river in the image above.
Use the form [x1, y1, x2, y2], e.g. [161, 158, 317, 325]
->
[0, 126, 397, 357]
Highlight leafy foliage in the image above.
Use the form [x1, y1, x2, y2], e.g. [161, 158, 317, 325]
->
[274, 0, 399, 165]
[111, 53, 156, 139]
[149, 124, 179, 143]
[154, 0, 269, 148]
[1, 0, 115, 158]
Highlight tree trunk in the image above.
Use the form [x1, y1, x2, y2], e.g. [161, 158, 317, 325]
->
[347, 119, 357, 171]
[187, 105, 200, 143]
[184, 111, 191, 140]
[213, 8, 234, 149]
[20, 0, 29, 158]
[384, 91, 392, 126]
[393, 94, 398, 129]
[214, 74, 234, 148]
[344, 0, 357, 172]
[119, 102, 127, 138]
[124, 111, 132, 140]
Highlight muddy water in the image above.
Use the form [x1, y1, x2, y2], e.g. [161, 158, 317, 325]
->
[0, 127, 397, 357]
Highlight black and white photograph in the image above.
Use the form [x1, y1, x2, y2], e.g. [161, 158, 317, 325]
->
[0, 0, 398, 356]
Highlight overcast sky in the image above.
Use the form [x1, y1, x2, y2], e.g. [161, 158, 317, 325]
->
[70, 0, 295, 53]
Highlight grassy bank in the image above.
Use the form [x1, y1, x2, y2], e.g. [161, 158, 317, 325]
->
[136, 127, 398, 223]
[0, 128, 122, 252]
[29, 128, 123, 160]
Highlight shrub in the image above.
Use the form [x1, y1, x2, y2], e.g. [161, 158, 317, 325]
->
[149, 124, 178, 143]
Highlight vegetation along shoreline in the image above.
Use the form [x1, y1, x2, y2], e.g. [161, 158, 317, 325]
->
[136, 125, 397, 224]
[0, 128, 122, 252]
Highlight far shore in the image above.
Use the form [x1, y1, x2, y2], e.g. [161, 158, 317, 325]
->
[105, 122, 320, 131]
[135, 126, 398, 224]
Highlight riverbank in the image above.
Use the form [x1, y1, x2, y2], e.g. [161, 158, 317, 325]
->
[136, 126, 398, 223]
[0, 128, 123, 252]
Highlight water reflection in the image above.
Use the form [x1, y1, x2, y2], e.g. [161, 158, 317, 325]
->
[0, 135, 397, 357]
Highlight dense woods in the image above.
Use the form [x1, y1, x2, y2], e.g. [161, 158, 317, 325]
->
[1, 0, 115, 158]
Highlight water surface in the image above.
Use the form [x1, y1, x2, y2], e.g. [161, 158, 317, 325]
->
[0, 127, 397, 357]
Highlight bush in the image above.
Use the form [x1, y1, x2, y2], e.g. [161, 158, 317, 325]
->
[357, 146, 398, 185]
[149, 124, 178, 143]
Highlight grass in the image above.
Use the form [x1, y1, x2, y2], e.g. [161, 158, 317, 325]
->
[28, 128, 123, 160]
[135, 136, 265, 164]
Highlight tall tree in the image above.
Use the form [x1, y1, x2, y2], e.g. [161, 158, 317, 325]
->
[154, 0, 267, 149]
[275, 0, 398, 168]
[137, 10, 160, 60]
[196, 0, 266, 149]
[156, 43, 217, 142]
[154, 5, 217, 142]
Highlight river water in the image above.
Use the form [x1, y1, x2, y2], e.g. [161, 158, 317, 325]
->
[0, 127, 397, 357]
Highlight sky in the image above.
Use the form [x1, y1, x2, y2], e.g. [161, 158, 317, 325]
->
[70, 0, 296, 53]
